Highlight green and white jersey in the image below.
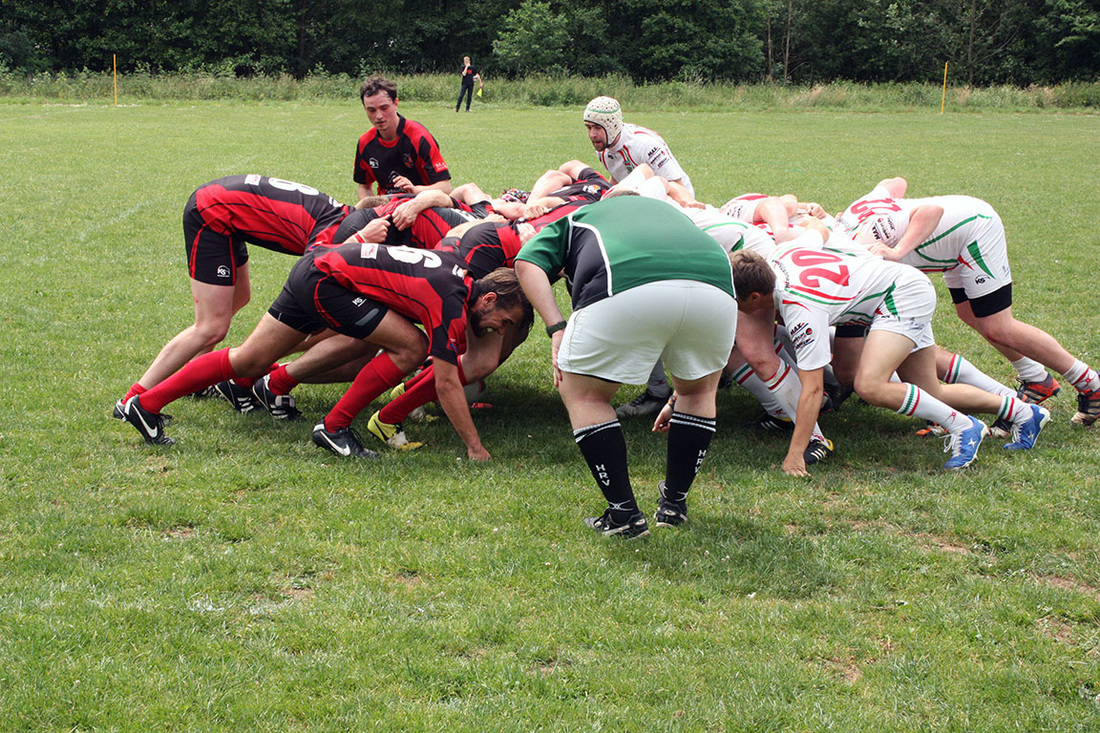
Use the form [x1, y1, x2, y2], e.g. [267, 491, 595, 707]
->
[892, 196, 1002, 274]
[515, 196, 735, 310]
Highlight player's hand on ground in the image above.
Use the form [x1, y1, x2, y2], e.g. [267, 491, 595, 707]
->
[467, 445, 492, 462]
[782, 454, 809, 477]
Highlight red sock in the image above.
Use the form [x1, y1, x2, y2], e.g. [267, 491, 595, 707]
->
[233, 363, 277, 390]
[122, 382, 147, 403]
[380, 365, 438, 423]
[325, 353, 406, 431]
[378, 361, 470, 424]
[267, 364, 299, 396]
[141, 349, 237, 413]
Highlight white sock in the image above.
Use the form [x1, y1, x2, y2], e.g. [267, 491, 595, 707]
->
[1062, 359, 1100, 394]
[943, 354, 1015, 399]
[1011, 357, 1048, 383]
[997, 396, 1031, 425]
[764, 362, 826, 442]
[734, 365, 785, 417]
[896, 384, 971, 434]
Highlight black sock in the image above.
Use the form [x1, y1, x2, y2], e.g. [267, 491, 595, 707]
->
[574, 419, 636, 519]
[665, 412, 716, 503]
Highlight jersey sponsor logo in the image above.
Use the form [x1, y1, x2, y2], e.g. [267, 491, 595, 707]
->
[245, 174, 262, 186]
[792, 329, 815, 351]
[368, 157, 380, 170]
[402, 153, 414, 168]
[360, 242, 380, 259]
[352, 297, 366, 306]
[434, 161, 447, 172]
[216, 265, 231, 278]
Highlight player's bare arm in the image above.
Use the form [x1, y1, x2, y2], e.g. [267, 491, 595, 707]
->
[868, 204, 943, 260]
[783, 367, 825, 477]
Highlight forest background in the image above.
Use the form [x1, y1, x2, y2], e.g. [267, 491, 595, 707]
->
[3, 0, 1099, 88]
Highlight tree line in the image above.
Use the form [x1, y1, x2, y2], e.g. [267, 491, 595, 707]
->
[2, 0, 1097, 86]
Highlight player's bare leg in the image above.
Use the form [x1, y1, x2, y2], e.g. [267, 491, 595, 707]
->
[134, 264, 251, 390]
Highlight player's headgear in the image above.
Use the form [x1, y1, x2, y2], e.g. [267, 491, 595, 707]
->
[584, 96, 623, 144]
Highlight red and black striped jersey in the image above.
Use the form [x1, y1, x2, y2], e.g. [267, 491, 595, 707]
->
[453, 201, 590, 278]
[353, 116, 450, 195]
[192, 175, 353, 255]
[333, 196, 477, 250]
[548, 167, 611, 204]
[312, 243, 471, 364]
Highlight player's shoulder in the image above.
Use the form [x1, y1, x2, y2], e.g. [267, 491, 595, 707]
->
[357, 127, 379, 148]
[401, 118, 438, 141]
[625, 124, 667, 143]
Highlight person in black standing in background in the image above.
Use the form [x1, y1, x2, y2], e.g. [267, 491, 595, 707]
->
[456, 56, 482, 112]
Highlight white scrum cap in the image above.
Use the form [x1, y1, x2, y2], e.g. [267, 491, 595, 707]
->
[583, 96, 623, 144]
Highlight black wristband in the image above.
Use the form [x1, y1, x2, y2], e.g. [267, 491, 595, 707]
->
[545, 320, 567, 337]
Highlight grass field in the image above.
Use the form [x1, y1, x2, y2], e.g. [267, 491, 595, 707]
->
[1, 99, 1098, 731]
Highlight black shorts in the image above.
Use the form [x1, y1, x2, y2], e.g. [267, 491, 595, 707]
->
[183, 194, 249, 285]
[268, 255, 389, 339]
[949, 283, 1012, 318]
[834, 323, 869, 339]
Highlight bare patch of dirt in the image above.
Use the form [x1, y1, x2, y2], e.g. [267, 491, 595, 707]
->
[1033, 573, 1100, 603]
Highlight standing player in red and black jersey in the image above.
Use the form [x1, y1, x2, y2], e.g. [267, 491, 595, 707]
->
[119, 242, 529, 461]
[113, 174, 377, 416]
[354, 75, 452, 200]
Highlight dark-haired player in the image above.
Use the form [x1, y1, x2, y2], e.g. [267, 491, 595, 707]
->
[354, 75, 452, 199]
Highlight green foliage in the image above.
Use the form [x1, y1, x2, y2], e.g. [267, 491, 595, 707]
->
[3, 0, 1100, 83]
[492, 1, 572, 77]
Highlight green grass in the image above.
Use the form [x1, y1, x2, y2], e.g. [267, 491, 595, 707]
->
[0, 100, 1098, 731]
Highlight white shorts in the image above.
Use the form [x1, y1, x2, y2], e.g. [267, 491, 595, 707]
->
[868, 272, 936, 352]
[558, 280, 737, 384]
[941, 213, 1013, 300]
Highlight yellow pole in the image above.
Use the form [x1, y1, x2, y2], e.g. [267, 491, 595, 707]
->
[113, 54, 118, 106]
[940, 61, 948, 114]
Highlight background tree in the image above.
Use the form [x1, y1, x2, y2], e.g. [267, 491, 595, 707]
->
[492, 1, 571, 76]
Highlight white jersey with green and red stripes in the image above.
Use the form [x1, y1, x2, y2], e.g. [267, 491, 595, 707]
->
[769, 233, 932, 370]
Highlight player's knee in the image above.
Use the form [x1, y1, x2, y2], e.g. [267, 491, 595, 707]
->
[975, 317, 1016, 346]
[393, 341, 429, 373]
[852, 374, 886, 406]
[194, 321, 231, 348]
